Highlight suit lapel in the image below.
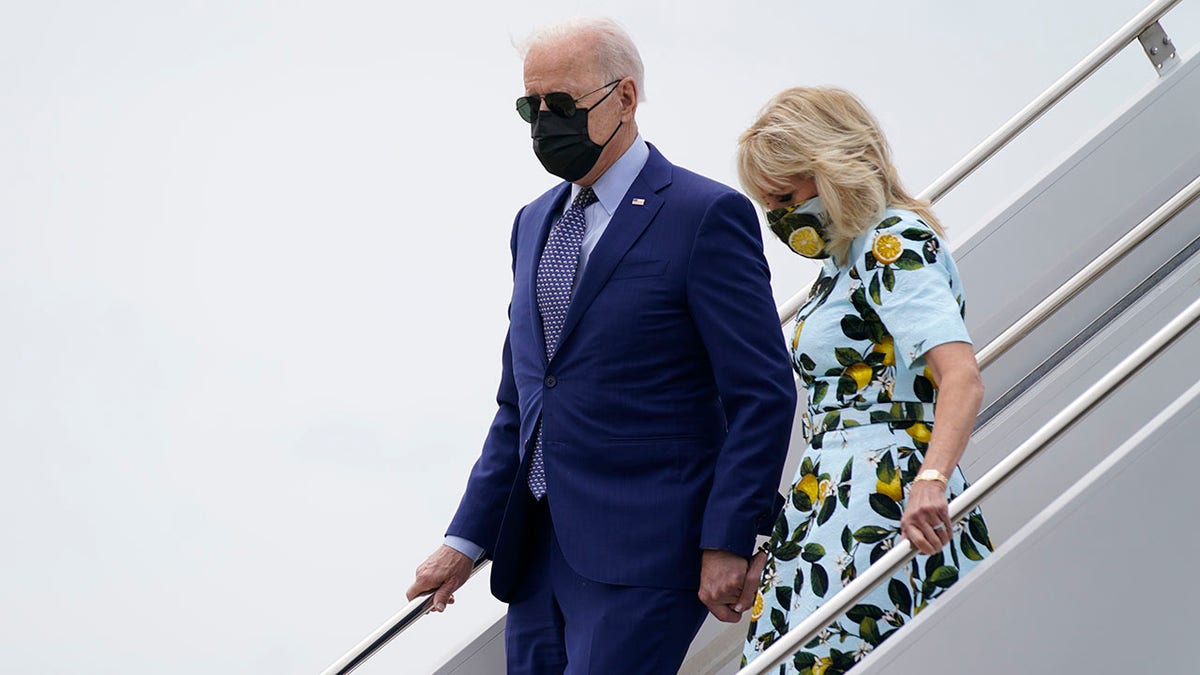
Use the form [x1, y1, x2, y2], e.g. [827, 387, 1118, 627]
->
[556, 150, 673, 355]
[526, 183, 571, 365]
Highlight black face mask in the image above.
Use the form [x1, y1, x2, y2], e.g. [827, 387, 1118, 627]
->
[531, 103, 623, 182]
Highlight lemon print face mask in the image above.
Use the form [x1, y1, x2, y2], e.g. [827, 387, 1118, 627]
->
[766, 196, 831, 259]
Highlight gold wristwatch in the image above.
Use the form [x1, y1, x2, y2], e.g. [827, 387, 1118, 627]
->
[914, 469, 949, 486]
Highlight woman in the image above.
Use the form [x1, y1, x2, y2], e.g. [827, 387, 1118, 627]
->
[738, 87, 994, 673]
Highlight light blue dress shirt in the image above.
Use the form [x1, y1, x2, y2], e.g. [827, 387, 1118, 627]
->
[444, 136, 651, 562]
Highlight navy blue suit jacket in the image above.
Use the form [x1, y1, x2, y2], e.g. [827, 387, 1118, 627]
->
[447, 145, 797, 596]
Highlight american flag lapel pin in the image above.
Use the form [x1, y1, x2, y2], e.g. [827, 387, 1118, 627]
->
[631, 198, 646, 206]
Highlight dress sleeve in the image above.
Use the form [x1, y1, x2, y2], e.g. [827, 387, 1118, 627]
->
[853, 215, 971, 369]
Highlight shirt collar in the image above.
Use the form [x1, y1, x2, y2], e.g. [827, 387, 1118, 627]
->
[570, 134, 649, 216]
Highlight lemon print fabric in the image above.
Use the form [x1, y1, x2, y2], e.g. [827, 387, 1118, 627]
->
[906, 421, 932, 443]
[767, 199, 833, 260]
[872, 335, 895, 366]
[743, 210, 992, 674]
[844, 362, 872, 391]
[790, 226, 826, 257]
[871, 233, 903, 264]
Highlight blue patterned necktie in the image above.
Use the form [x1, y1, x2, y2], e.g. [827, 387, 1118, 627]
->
[528, 186, 598, 499]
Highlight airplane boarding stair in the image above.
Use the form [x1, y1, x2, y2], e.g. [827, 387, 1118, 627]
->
[320, 3, 1200, 673]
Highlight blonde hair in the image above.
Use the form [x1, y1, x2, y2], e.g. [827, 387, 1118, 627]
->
[737, 87, 942, 264]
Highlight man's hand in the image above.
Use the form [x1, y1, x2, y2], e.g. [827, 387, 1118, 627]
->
[406, 545, 474, 613]
[699, 549, 761, 623]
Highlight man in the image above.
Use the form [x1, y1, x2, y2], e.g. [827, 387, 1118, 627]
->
[407, 18, 796, 674]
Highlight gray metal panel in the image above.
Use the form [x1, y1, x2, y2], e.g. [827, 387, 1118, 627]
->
[850, 354, 1200, 675]
[431, 617, 504, 675]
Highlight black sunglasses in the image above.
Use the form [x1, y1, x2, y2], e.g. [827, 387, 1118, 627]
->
[516, 79, 622, 123]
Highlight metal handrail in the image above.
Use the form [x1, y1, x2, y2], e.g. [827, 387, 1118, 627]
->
[739, 291, 1200, 674]
[320, 560, 489, 675]
[776, 0, 1184, 324]
[976, 174, 1200, 368]
[322, 2, 1187, 671]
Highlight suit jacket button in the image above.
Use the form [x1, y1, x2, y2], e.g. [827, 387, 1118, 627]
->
[544, 375, 557, 388]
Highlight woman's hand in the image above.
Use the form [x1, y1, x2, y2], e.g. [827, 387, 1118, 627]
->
[900, 481, 953, 555]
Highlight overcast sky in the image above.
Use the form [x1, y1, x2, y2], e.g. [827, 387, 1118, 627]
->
[2, 1, 1195, 673]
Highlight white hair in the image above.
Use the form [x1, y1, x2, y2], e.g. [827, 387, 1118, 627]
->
[517, 17, 646, 101]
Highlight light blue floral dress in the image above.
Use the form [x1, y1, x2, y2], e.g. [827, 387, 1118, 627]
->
[743, 210, 994, 674]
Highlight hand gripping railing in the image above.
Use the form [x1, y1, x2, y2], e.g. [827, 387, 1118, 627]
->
[321, 2, 1187, 671]
[777, 0, 1184, 324]
[738, 292, 1200, 674]
[320, 560, 489, 675]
